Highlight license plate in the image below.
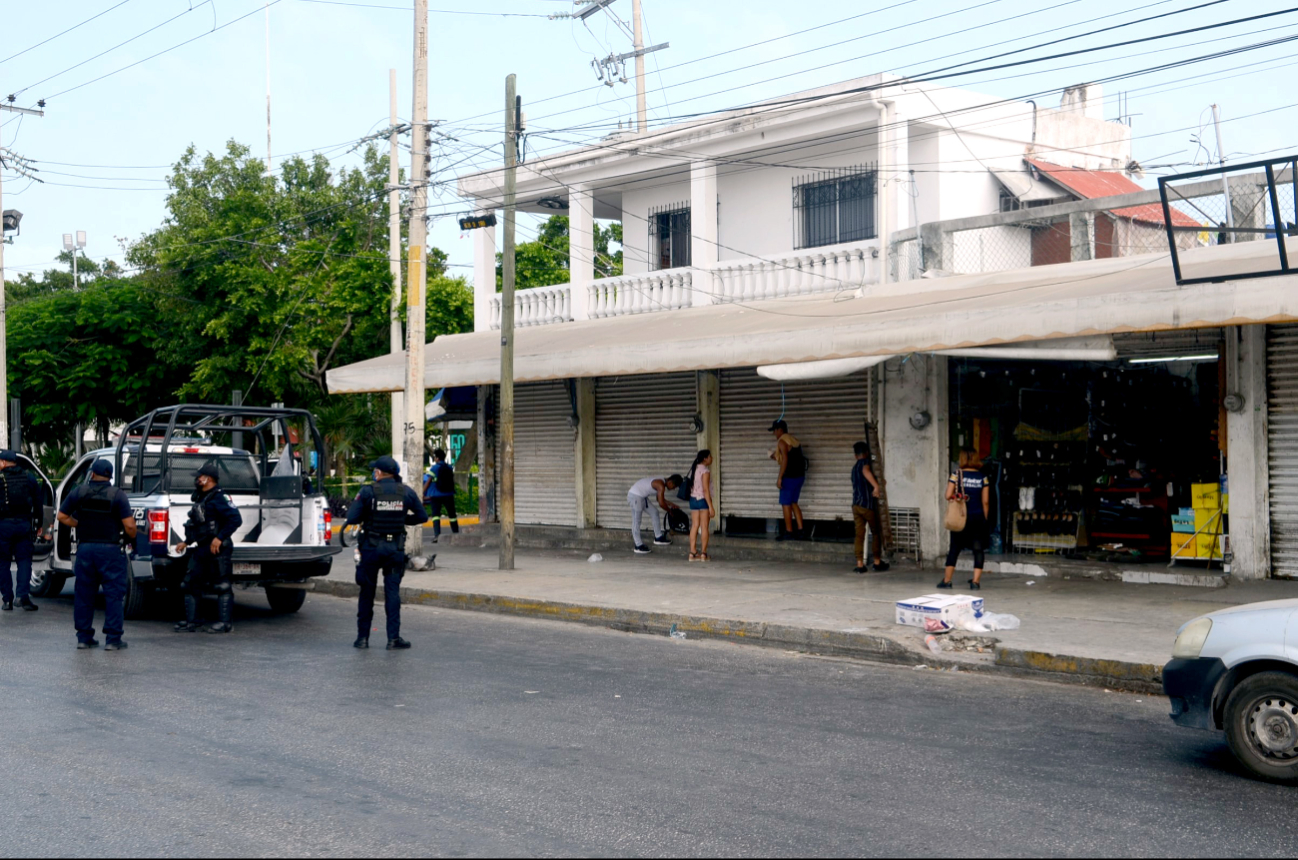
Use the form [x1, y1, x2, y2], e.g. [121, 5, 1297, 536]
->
[233, 563, 261, 577]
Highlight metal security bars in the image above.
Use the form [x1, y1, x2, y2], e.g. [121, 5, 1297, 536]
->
[793, 164, 877, 250]
[1158, 156, 1296, 285]
[648, 202, 691, 270]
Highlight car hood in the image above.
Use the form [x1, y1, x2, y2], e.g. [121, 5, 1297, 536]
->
[1203, 598, 1298, 619]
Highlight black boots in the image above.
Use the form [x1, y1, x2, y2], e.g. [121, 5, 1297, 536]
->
[1, 599, 11, 611]
[353, 637, 369, 649]
[386, 637, 412, 650]
[205, 590, 234, 633]
[176, 594, 200, 632]
[17, 597, 36, 611]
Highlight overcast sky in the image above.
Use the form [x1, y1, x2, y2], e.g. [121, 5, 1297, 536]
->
[2, 0, 1295, 280]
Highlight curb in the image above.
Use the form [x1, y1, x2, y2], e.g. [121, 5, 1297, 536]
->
[310, 580, 1164, 695]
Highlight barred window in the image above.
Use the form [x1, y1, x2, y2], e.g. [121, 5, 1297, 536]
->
[793, 165, 877, 250]
[649, 203, 691, 270]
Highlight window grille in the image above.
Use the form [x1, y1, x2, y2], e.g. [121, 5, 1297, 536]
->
[648, 203, 691, 270]
[793, 164, 877, 250]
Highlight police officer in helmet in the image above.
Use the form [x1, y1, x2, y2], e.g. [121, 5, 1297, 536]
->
[344, 455, 427, 650]
[172, 461, 243, 634]
[0, 450, 41, 612]
[55, 458, 136, 650]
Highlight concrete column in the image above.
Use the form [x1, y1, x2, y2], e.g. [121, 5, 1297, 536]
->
[569, 186, 594, 321]
[891, 112, 910, 237]
[923, 355, 950, 565]
[1069, 212, 1095, 262]
[1225, 325, 1270, 579]
[696, 370, 720, 514]
[473, 216, 497, 332]
[919, 222, 950, 273]
[881, 353, 949, 566]
[1229, 177, 1267, 241]
[689, 161, 718, 306]
[477, 384, 497, 523]
[573, 377, 597, 528]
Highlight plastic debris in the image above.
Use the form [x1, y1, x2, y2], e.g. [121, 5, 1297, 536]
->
[924, 618, 952, 634]
[924, 634, 943, 654]
[1026, 580, 1036, 586]
[669, 623, 686, 640]
[953, 610, 1021, 633]
[588, 553, 604, 563]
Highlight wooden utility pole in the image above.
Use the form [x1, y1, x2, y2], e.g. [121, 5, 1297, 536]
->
[388, 69, 405, 462]
[631, 0, 647, 132]
[403, 0, 429, 563]
[499, 74, 518, 570]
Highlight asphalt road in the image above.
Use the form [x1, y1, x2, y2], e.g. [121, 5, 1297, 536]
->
[1, 591, 1295, 858]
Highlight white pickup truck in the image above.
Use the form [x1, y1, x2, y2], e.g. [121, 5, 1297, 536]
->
[29, 405, 340, 618]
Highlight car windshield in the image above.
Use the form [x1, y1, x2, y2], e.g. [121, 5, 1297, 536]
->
[124, 453, 261, 494]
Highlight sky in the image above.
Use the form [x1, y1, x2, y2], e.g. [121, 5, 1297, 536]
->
[1, 0, 1295, 280]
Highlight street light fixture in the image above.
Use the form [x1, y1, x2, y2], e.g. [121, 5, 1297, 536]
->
[63, 230, 86, 288]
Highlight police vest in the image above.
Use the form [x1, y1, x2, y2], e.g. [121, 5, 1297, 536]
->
[0, 467, 34, 519]
[366, 484, 407, 535]
[76, 482, 123, 544]
[189, 490, 219, 539]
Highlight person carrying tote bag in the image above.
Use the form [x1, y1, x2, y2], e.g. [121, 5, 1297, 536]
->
[939, 450, 990, 591]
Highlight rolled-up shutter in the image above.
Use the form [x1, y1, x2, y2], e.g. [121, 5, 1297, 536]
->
[1269, 325, 1298, 577]
[719, 368, 874, 520]
[509, 381, 577, 526]
[596, 373, 698, 528]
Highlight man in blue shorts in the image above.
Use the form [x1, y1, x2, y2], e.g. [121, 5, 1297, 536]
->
[769, 420, 807, 541]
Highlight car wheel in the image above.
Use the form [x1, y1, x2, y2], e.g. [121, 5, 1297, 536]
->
[123, 571, 154, 620]
[265, 586, 307, 614]
[28, 569, 66, 598]
[1224, 672, 1298, 784]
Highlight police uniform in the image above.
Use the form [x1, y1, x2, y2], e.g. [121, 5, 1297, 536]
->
[176, 463, 244, 634]
[0, 450, 40, 612]
[59, 460, 133, 650]
[345, 456, 427, 649]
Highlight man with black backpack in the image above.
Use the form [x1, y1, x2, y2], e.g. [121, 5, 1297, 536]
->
[422, 449, 459, 543]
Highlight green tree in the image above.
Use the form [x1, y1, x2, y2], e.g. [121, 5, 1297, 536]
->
[497, 214, 623, 289]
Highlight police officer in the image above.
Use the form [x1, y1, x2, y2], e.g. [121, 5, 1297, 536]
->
[345, 455, 427, 650]
[0, 450, 41, 612]
[172, 462, 243, 634]
[55, 458, 136, 651]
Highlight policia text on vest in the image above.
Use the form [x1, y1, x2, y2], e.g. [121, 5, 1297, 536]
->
[344, 456, 428, 651]
[55, 459, 137, 651]
[0, 449, 42, 612]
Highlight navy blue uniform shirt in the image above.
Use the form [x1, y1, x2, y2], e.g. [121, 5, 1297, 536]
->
[59, 482, 133, 522]
[184, 487, 244, 544]
[345, 479, 430, 528]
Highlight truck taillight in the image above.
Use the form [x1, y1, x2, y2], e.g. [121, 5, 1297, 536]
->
[321, 509, 332, 542]
[148, 509, 168, 542]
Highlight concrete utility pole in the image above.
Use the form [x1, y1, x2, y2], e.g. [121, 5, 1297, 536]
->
[0, 103, 44, 451]
[403, 0, 430, 562]
[1211, 104, 1234, 243]
[499, 74, 519, 571]
[631, 0, 647, 132]
[265, 0, 273, 169]
[388, 69, 405, 462]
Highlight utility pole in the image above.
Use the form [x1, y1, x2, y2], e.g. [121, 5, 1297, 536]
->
[1211, 104, 1234, 244]
[388, 69, 405, 462]
[499, 74, 518, 571]
[265, 0, 273, 169]
[0, 102, 44, 452]
[403, 0, 429, 564]
[631, 0, 647, 132]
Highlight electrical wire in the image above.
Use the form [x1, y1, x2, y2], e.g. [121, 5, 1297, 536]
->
[0, 0, 138, 68]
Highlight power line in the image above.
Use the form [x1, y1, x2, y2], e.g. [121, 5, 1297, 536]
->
[291, 0, 551, 14]
[0, 0, 137, 67]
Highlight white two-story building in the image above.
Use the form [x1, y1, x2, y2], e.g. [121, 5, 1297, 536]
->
[329, 72, 1298, 581]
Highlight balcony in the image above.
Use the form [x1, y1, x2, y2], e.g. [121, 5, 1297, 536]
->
[487, 238, 880, 330]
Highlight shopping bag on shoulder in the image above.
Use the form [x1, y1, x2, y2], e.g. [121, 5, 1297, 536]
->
[944, 496, 968, 532]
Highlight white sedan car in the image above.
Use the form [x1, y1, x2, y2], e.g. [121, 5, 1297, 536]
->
[1165, 598, 1298, 783]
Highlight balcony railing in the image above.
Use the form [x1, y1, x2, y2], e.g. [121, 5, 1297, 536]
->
[710, 241, 877, 302]
[488, 284, 571, 330]
[588, 267, 693, 319]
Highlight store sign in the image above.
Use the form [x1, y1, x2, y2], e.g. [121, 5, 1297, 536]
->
[448, 433, 466, 465]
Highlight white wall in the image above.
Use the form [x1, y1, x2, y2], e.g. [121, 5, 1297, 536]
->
[882, 353, 949, 564]
[621, 179, 693, 275]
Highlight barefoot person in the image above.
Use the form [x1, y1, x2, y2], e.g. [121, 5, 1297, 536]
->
[769, 420, 807, 540]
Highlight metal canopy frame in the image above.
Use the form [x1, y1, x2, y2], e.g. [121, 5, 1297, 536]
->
[1158, 155, 1296, 286]
[114, 404, 328, 496]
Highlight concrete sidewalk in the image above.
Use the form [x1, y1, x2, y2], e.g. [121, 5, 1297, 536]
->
[316, 536, 1298, 693]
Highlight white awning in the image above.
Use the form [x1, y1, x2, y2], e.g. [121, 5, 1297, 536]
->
[327, 239, 1298, 394]
[990, 168, 1066, 204]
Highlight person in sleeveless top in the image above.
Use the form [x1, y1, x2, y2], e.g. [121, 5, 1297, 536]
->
[769, 420, 806, 540]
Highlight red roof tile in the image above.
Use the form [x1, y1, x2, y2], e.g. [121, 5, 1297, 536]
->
[1026, 159, 1200, 228]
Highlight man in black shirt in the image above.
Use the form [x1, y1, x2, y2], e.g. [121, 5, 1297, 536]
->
[56, 459, 137, 650]
[173, 462, 244, 634]
[0, 450, 41, 612]
[345, 456, 427, 650]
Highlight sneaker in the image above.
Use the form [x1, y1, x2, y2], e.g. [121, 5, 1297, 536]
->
[873, 561, 891, 572]
[77, 639, 99, 650]
[853, 566, 867, 575]
[1, 600, 11, 611]
[431, 536, 439, 544]
[936, 580, 953, 590]
[353, 637, 369, 649]
[174, 621, 200, 633]
[18, 598, 37, 612]
[653, 535, 672, 546]
[386, 637, 412, 650]
[968, 580, 982, 591]
[204, 623, 233, 634]
[633, 545, 651, 555]
[104, 641, 128, 651]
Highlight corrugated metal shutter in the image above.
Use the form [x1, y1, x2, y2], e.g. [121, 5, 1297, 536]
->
[1269, 325, 1298, 577]
[1114, 329, 1223, 360]
[506, 381, 578, 526]
[718, 368, 874, 520]
[596, 373, 698, 528]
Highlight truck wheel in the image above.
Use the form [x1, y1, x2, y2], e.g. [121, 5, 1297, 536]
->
[28, 569, 66, 598]
[265, 587, 307, 614]
[123, 571, 154, 620]
[1224, 671, 1298, 784]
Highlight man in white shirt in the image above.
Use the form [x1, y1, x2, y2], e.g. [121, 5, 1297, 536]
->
[627, 474, 683, 554]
